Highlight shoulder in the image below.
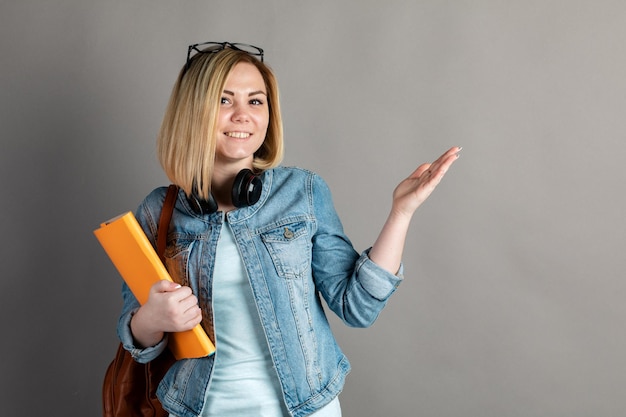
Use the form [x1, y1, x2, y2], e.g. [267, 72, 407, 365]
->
[264, 167, 334, 207]
[267, 166, 328, 187]
[135, 186, 170, 235]
[139, 186, 170, 210]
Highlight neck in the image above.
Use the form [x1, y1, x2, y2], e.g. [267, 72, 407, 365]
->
[211, 162, 252, 212]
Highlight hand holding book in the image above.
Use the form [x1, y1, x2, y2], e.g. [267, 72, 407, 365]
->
[94, 212, 215, 360]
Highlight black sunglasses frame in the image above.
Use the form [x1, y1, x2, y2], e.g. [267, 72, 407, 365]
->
[185, 41, 264, 71]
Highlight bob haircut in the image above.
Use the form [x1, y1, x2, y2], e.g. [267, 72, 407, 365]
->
[157, 47, 284, 200]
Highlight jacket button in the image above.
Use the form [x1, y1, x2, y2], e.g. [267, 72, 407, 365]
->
[284, 227, 294, 239]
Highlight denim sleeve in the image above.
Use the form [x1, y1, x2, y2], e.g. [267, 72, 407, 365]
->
[310, 173, 403, 328]
[115, 190, 169, 363]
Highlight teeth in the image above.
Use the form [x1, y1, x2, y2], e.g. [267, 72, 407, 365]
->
[225, 132, 250, 139]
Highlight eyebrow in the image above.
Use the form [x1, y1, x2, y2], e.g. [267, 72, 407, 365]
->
[223, 89, 267, 96]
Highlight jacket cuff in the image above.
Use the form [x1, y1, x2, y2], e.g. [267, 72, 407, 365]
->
[356, 248, 404, 300]
[118, 308, 168, 363]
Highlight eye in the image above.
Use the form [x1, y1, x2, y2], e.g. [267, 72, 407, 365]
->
[250, 98, 264, 105]
[220, 97, 231, 105]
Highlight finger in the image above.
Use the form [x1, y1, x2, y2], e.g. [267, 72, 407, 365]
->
[185, 305, 203, 323]
[177, 293, 200, 312]
[187, 310, 202, 328]
[428, 146, 462, 171]
[152, 280, 182, 293]
[160, 292, 199, 326]
[165, 285, 193, 303]
[408, 163, 431, 179]
[427, 147, 461, 179]
[407, 147, 461, 180]
[412, 158, 452, 184]
[174, 303, 203, 330]
[440, 146, 462, 159]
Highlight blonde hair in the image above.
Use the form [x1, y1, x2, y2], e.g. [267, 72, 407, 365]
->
[157, 48, 283, 200]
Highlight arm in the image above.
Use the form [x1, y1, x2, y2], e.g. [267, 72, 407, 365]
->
[369, 146, 461, 273]
[310, 173, 403, 327]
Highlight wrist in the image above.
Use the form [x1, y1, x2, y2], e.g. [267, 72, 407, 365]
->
[130, 308, 165, 348]
[387, 208, 413, 229]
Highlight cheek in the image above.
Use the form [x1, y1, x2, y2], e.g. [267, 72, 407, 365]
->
[217, 110, 230, 127]
[256, 112, 270, 133]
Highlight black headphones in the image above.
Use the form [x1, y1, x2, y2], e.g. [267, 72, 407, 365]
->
[186, 169, 262, 215]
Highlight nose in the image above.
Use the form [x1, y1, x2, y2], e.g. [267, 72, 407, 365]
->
[231, 104, 250, 123]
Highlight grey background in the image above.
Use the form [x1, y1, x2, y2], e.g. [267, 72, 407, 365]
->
[1, 1, 625, 416]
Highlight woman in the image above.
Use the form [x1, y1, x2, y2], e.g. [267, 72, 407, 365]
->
[117, 42, 460, 417]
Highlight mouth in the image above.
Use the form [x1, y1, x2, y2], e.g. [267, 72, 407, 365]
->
[224, 131, 251, 139]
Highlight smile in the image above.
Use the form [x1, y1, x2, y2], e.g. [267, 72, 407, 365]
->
[225, 132, 251, 139]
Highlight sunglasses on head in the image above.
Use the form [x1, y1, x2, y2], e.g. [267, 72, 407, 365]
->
[185, 41, 264, 71]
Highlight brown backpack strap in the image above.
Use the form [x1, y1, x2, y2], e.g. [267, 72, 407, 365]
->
[157, 184, 179, 264]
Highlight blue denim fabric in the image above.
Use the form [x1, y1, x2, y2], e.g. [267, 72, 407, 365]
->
[117, 167, 403, 417]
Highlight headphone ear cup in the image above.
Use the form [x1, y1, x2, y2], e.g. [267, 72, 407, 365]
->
[187, 191, 218, 215]
[232, 169, 262, 208]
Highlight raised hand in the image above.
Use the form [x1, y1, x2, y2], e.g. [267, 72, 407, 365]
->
[369, 146, 461, 274]
[391, 146, 461, 220]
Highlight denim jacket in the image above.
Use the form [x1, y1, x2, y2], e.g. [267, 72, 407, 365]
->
[117, 167, 403, 417]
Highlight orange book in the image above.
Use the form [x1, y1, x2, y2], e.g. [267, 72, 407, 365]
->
[94, 211, 215, 360]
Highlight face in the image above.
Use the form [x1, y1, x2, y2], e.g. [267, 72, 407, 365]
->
[215, 62, 269, 168]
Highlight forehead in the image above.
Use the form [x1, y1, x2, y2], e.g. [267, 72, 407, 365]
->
[224, 62, 266, 91]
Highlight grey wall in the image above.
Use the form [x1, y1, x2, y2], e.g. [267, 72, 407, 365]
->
[2, 1, 625, 416]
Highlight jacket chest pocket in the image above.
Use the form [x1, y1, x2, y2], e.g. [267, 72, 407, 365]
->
[260, 221, 311, 279]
